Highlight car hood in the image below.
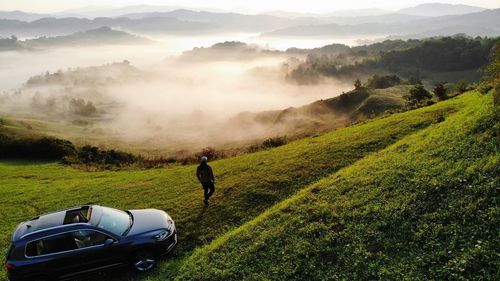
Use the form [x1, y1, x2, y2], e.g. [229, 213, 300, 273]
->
[126, 209, 171, 236]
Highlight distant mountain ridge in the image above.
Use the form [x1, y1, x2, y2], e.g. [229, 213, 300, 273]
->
[0, 16, 215, 37]
[398, 3, 486, 17]
[0, 4, 497, 38]
[262, 9, 500, 38]
[0, 10, 47, 21]
[326, 8, 391, 17]
[0, 10, 326, 37]
[0, 27, 150, 51]
[2, 3, 486, 21]
[262, 8, 390, 19]
[320, 13, 426, 25]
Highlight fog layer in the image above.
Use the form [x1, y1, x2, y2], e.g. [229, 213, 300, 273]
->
[0, 37, 353, 154]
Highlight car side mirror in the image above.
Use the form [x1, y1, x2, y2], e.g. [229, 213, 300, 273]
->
[104, 238, 115, 246]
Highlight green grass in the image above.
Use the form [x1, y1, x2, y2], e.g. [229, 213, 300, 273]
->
[355, 85, 410, 116]
[0, 95, 461, 280]
[169, 91, 499, 280]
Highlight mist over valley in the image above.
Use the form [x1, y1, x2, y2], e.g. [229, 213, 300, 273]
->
[1, 2, 498, 157]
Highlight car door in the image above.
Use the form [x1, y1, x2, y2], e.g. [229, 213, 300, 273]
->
[24, 232, 83, 279]
[69, 230, 126, 275]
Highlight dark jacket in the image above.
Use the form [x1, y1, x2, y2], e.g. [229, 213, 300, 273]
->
[196, 163, 214, 183]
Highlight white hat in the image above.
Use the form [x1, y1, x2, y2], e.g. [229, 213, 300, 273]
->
[200, 156, 208, 163]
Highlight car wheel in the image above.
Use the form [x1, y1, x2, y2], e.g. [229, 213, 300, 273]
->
[132, 250, 157, 272]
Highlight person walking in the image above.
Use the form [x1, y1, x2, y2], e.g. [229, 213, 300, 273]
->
[196, 156, 215, 205]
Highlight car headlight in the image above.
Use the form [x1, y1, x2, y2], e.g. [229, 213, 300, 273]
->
[154, 229, 171, 241]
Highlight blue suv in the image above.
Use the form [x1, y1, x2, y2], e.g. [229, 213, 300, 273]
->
[4, 205, 177, 281]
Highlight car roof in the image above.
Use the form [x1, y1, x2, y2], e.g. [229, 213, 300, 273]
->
[11, 205, 96, 242]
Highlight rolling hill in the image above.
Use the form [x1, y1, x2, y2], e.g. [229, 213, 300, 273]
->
[0, 27, 151, 51]
[0, 88, 470, 280]
[231, 84, 411, 138]
[162, 90, 499, 280]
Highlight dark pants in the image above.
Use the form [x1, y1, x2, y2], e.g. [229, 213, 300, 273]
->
[201, 182, 215, 201]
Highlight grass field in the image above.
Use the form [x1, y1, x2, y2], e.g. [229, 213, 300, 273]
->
[166, 91, 499, 280]
[0, 91, 496, 280]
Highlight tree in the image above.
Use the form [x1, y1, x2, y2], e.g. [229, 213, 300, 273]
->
[456, 80, 468, 93]
[478, 40, 499, 98]
[407, 84, 432, 105]
[366, 74, 401, 89]
[69, 98, 97, 116]
[354, 79, 362, 89]
[433, 84, 447, 100]
[484, 40, 500, 81]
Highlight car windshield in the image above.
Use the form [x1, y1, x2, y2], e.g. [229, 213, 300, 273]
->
[96, 207, 132, 236]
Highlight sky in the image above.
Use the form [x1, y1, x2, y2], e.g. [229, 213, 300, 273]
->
[1, 0, 498, 14]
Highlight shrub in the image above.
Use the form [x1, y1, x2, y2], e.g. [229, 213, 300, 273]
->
[195, 147, 225, 162]
[0, 135, 77, 160]
[248, 137, 288, 153]
[77, 145, 100, 164]
[262, 137, 287, 148]
[77, 145, 136, 166]
[0, 135, 175, 169]
[406, 84, 432, 106]
[456, 80, 469, 93]
[433, 84, 448, 100]
[354, 79, 362, 89]
[181, 155, 198, 165]
[102, 149, 136, 165]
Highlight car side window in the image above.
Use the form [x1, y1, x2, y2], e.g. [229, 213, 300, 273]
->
[72, 230, 109, 249]
[25, 240, 43, 257]
[26, 233, 78, 257]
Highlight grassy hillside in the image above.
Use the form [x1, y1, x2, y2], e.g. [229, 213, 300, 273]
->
[170, 91, 499, 280]
[232, 85, 411, 139]
[0, 94, 458, 280]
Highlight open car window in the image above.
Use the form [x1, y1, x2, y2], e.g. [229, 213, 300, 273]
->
[72, 230, 109, 249]
[63, 206, 91, 225]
